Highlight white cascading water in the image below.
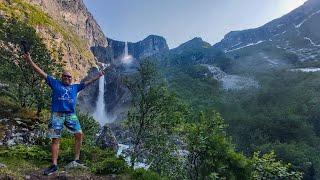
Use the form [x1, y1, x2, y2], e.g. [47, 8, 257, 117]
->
[93, 64, 108, 126]
[122, 42, 133, 64]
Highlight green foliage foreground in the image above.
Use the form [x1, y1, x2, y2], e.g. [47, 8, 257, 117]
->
[123, 60, 302, 179]
[0, 140, 162, 179]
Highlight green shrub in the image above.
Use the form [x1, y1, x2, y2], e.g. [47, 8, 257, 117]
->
[130, 168, 163, 180]
[78, 112, 100, 145]
[252, 151, 303, 180]
[0, 145, 49, 161]
[185, 110, 252, 179]
[81, 146, 129, 175]
[57, 138, 128, 175]
[91, 157, 129, 175]
[57, 138, 75, 163]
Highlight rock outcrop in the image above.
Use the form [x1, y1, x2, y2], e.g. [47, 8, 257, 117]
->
[78, 35, 169, 121]
[0, 102, 46, 147]
[25, 0, 108, 48]
[107, 35, 169, 61]
[96, 125, 118, 151]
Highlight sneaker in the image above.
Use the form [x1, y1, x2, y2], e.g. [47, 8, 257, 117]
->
[64, 160, 88, 170]
[75, 160, 85, 166]
[43, 164, 58, 175]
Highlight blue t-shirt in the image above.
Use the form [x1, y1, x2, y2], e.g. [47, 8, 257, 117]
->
[46, 76, 86, 113]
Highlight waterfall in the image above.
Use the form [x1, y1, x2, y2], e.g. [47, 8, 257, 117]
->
[122, 42, 133, 64]
[93, 67, 108, 126]
[125, 41, 128, 56]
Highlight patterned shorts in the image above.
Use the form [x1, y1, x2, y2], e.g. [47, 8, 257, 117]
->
[48, 112, 82, 139]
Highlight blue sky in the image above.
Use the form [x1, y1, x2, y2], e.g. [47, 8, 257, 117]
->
[84, 0, 307, 48]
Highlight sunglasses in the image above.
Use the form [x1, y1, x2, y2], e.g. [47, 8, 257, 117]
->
[62, 75, 72, 79]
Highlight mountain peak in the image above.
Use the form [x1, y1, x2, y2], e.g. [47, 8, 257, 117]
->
[173, 37, 211, 53]
[144, 35, 166, 41]
[213, 0, 320, 53]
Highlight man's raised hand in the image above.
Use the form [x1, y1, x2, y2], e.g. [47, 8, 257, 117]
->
[22, 52, 31, 62]
[21, 40, 30, 54]
[22, 52, 47, 79]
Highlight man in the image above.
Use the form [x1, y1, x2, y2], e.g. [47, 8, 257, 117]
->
[23, 52, 106, 175]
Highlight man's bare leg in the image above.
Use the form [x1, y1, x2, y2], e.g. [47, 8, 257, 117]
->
[51, 138, 60, 165]
[74, 133, 83, 160]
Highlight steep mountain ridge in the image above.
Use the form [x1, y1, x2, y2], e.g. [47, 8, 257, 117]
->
[214, 0, 320, 55]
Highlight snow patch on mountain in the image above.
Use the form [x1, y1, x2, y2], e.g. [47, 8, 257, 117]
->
[231, 42, 242, 48]
[291, 67, 320, 72]
[225, 41, 264, 53]
[304, 37, 320, 47]
[295, 10, 320, 28]
[277, 24, 284, 28]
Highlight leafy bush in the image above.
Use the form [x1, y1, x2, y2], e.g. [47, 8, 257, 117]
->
[57, 138, 128, 175]
[252, 151, 303, 180]
[91, 157, 128, 175]
[130, 168, 163, 180]
[78, 112, 100, 145]
[0, 145, 49, 161]
[258, 142, 319, 179]
[184, 110, 251, 180]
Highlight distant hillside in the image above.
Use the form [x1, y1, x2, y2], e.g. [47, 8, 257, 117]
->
[213, 0, 320, 66]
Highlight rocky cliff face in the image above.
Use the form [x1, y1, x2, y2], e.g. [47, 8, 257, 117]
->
[78, 35, 169, 122]
[129, 35, 169, 59]
[25, 0, 108, 48]
[107, 35, 169, 61]
[25, 0, 113, 64]
[0, 0, 109, 80]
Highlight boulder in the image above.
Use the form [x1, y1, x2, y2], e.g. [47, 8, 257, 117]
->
[0, 163, 6, 168]
[96, 125, 118, 151]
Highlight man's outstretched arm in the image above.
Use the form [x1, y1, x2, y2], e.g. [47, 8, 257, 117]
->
[22, 53, 47, 79]
[83, 70, 105, 86]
